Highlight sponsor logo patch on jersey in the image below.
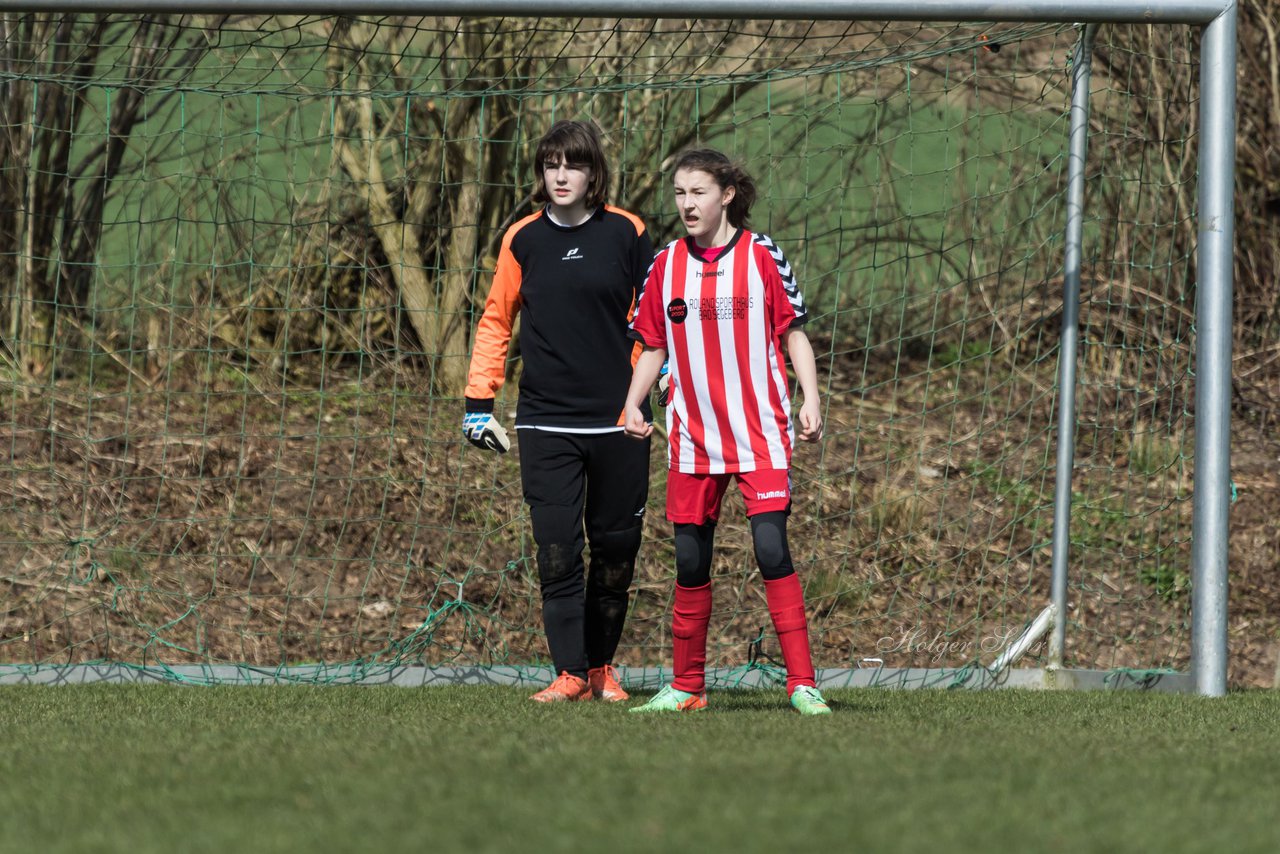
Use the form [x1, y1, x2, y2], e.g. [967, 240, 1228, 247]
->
[562, 247, 582, 261]
[667, 298, 688, 324]
[688, 296, 751, 321]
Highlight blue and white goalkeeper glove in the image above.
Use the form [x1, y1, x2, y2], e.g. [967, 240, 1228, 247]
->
[657, 360, 671, 407]
[462, 410, 510, 453]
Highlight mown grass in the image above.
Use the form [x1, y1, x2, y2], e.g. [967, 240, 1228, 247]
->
[3, 685, 1279, 853]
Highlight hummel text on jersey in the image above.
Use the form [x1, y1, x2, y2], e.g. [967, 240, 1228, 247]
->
[756, 489, 789, 500]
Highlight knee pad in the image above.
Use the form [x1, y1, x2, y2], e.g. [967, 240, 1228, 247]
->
[588, 526, 641, 593]
[674, 523, 716, 588]
[751, 512, 794, 581]
[536, 542, 579, 587]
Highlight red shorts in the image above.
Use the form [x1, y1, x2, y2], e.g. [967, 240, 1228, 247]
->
[665, 469, 792, 524]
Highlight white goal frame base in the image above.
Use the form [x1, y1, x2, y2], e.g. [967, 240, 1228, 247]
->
[0, 664, 1193, 692]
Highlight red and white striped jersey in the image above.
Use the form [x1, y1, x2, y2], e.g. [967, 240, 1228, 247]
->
[630, 229, 808, 474]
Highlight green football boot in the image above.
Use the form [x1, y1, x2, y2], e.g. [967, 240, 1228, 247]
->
[629, 683, 708, 713]
[789, 685, 832, 716]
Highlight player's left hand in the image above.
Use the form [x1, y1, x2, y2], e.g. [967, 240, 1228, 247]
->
[796, 399, 823, 442]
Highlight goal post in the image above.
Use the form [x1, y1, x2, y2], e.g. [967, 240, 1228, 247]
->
[0, 2, 1237, 695]
[1188, 0, 1237, 697]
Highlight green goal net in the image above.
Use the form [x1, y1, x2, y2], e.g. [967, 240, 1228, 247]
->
[0, 14, 1199, 686]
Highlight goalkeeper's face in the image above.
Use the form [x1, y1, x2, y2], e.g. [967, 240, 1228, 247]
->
[543, 158, 594, 216]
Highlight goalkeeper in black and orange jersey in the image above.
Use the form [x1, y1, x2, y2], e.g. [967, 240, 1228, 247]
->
[463, 119, 655, 703]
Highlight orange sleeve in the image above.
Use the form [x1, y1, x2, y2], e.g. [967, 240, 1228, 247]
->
[606, 204, 647, 237]
[465, 228, 524, 401]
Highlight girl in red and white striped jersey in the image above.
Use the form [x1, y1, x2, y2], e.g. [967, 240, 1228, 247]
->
[623, 149, 831, 715]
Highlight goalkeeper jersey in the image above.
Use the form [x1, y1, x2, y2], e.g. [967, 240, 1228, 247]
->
[465, 205, 654, 430]
[630, 228, 808, 474]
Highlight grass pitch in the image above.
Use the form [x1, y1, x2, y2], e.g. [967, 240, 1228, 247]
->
[3, 685, 1279, 853]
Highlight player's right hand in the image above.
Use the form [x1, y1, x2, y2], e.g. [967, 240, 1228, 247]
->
[462, 411, 511, 453]
[657, 361, 671, 407]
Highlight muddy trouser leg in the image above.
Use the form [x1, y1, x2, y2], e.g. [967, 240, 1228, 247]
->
[519, 430, 589, 680]
[582, 431, 650, 668]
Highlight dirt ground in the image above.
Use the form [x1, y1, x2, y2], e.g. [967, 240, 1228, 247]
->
[1219, 422, 1280, 687]
[3, 354, 1279, 688]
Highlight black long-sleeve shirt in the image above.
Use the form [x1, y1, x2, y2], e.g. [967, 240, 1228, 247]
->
[465, 205, 654, 429]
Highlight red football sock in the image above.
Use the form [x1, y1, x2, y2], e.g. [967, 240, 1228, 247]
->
[671, 582, 712, 693]
[764, 573, 816, 696]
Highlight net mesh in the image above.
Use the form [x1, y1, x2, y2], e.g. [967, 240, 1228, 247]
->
[0, 14, 1198, 684]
